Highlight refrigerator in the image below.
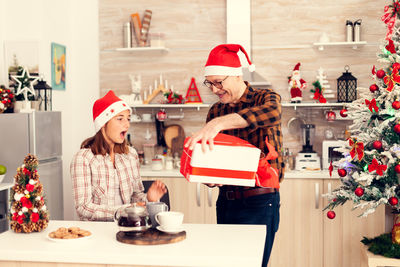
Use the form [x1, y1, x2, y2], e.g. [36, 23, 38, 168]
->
[0, 111, 64, 223]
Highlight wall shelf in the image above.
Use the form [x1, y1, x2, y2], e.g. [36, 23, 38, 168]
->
[313, 41, 367, 51]
[102, 47, 169, 53]
[130, 103, 210, 111]
[282, 102, 348, 110]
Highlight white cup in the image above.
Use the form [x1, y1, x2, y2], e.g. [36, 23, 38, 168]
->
[142, 113, 152, 122]
[155, 211, 184, 230]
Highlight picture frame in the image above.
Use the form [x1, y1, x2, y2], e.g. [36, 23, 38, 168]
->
[51, 42, 66, 90]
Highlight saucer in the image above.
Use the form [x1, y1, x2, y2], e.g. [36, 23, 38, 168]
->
[156, 226, 184, 234]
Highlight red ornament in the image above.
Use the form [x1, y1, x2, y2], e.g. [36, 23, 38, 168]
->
[393, 101, 400, 110]
[369, 84, 379, 92]
[376, 69, 386, 79]
[30, 213, 39, 223]
[12, 212, 18, 221]
[26, 184, 34, 192]
[394, 124, 400, 134]
[325, 110, 336, 121]
[327, 211, 336, 219]
[338, 169, 347, 177]
[355, 187, 364, 197]
[389, 197, 399, 206]
[156, 109, 167, 121]
[340, 108, 348, 118]
[395, 164, 400, 173]
[373, 140, 383, 150]
[17, 214, 26, 224]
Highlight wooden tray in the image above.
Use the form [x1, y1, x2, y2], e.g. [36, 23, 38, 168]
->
[116, 229, 186, 245]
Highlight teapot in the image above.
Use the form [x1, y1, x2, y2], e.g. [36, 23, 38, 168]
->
[114, 203, 152, 232]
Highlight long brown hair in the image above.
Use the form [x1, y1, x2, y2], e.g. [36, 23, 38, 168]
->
[81, 130, 129, 155]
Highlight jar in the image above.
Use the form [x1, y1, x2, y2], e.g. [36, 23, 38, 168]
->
[354, 19, 362, 42]
[151, 158, 163, 171]
[346, 20, 353, 42]
[143, 143, 156, 165]
[165, 157, 173, 170]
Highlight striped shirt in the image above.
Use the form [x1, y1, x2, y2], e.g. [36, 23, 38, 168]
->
[206, 82, 284, 183]
[70, 146, 146, 221]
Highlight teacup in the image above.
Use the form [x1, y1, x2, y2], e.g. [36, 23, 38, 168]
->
[155, 211, 184, 230]
[146, 202, 169, 228]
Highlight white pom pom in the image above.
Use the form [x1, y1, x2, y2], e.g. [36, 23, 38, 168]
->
[22, 207, 28, 213]
[248, 64, 256, 72]
[29, 179, 36, 185]
[18, 211, 23, 216]
[36, 196, 41, 201]
[24, 190, 29, 195]
[41, 205, 47, 211]
[14, 193, 23, 201]
[33, 208, 38, 213]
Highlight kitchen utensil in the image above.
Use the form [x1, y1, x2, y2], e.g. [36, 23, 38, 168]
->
[146, 202, 169, 228]
[114, 203, 152, 233]
[116, 228, 186, 245]
[155, 211, 184, 231]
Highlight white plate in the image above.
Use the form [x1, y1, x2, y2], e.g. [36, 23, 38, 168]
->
[156, 225, 184, 234]
[46, 233, 92, 242]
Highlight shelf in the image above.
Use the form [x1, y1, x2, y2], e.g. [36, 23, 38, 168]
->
[282, 102, 348, 110]
[130, 103, 210, 111]
[313, 41, 367, 51]
[103, 47, 169, 53]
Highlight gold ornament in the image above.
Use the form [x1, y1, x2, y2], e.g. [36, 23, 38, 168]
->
[392, 215, 400, 245]
[25, 194, 30, 199]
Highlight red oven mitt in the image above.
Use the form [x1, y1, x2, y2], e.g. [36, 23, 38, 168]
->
[255, 137, 280, 188]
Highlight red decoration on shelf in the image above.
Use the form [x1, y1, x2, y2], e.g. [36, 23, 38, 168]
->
[185, 77, 203, 103]
[355, 187, 364, 197]
[156, 109, 167, 121]
[394, 124, 400, 134]
[376, 69, 386, 79]
[395, 164, 400, 173]
[340, 108, 348, 117]
[369, 84, 379, 93]
[329, 160, 333, 177]
[327, 211, 336, 219]
[393, 101, 400, 110]
[389, 197, 399, 206]
[338, 169, 347, 177]
[373, 140, 383, 150]
[325, 110, 336, 121]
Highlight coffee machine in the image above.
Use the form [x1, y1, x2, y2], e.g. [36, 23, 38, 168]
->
[296, 124, 321, 170]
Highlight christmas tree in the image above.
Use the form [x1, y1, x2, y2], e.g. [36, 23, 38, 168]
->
[9, 154, 49, 233]
[325, 1, 400, 217]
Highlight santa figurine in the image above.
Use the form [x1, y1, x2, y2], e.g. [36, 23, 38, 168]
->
[288, 63, 307, 103]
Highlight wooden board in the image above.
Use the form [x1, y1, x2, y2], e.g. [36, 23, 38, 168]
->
[116, 229, 186, 245]
[164, 125, 181, 149]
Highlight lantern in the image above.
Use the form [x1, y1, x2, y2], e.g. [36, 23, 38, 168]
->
[337, 65, 357, 103]
[33, 77, 52, 111]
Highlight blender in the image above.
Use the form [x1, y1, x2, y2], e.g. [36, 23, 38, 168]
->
[295, 124, 321, 170]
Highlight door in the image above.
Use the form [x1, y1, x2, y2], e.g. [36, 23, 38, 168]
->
[269, 178, 324, 267]
[38, 159, 64, 220]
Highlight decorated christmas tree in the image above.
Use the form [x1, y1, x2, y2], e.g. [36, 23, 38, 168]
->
[9, 154, 49, 233]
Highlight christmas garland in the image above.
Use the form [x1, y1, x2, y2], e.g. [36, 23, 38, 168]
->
[362, 233, 400, 258]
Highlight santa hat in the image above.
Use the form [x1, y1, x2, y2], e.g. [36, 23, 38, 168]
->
[204, 44, 255, 76]
[92, 90, 131, 132]
[293, 63, 301, 71]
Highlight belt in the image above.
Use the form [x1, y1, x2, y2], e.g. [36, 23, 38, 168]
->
[221, 187, 279, 200]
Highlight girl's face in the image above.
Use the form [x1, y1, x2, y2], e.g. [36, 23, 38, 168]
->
[102, 109, 131, 145]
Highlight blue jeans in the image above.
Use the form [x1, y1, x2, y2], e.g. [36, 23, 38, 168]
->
[216, 192, 280, 267]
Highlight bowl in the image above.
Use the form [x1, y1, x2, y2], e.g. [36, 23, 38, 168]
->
[0, 174, 5, 183]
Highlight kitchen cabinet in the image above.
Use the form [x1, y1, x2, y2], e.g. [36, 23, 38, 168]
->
[269, 178, 384, 267]
[141, 176, 218, 224]
[0, 183, 12, 233]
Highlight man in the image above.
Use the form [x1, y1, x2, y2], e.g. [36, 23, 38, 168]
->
[185, 44, 283, 266]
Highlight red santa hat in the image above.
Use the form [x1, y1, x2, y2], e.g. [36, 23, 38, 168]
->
[92, 90, 131, 132]
[293, 63, 301, 71]
[204, 44, 255, 76]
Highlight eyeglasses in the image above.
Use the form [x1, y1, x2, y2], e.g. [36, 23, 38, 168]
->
[203, 76, 229, 89]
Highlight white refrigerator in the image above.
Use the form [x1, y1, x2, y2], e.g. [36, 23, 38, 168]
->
[0, 111, 63, 222]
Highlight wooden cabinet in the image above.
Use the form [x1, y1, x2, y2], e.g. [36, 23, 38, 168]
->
[269, 178, 384, 267]
[141, 176, 218, 224]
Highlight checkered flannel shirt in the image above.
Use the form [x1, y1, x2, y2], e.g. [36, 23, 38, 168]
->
[70, 146, 146, 221]
[206, 82, 284, 183]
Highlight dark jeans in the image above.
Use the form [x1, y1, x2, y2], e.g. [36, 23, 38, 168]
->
[216, 192, 280, 267]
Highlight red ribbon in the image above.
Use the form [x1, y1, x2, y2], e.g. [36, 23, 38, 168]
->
[382, 2, 400, 40]
[384, 64, 400, 91]
[372, 65, 376, 75]
[368, 158, 387, 176]
[329, 160, 333, 177]
[349, 138, 364, 161]
[386, 39, 397, 54]
[365, 98, 379, 113]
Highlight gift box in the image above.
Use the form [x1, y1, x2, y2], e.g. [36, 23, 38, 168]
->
[180, 133, 261, 186]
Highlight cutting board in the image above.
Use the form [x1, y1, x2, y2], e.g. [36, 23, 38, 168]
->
[164, 125, 185, 156]
[116, 229, 186, 245]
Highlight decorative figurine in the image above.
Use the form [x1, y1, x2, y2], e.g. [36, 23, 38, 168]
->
[288, 63, 307, 103]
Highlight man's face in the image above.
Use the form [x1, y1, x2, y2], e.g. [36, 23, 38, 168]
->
[205, 75, 241, 104]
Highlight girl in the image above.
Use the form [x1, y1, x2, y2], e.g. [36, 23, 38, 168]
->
[70, 90, 166, 221]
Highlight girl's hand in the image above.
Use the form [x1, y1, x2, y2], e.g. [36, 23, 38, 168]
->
[147, 180, 167, 202]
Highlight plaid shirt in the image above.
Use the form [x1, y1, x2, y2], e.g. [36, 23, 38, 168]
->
[206, 82, 284, 183]
[70, 146, 146, 221]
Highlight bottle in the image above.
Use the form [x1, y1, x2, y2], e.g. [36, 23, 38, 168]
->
[123, 22, 131, 48]
[354, 19, 362, 42]
[288, 151, 295, 170]
[346, 20, 353, 42]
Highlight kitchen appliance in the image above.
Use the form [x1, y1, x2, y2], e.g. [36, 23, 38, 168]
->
[0, 111, 64, 229]
[296, 124, 321, 170]
[114, 203, 152, 233]
[322, 140, 346, 169]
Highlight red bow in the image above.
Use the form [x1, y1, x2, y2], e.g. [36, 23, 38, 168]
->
[349, 138, 364, 161]
[365, 98, 379, 113]
[384, 64, 400, 91]
[313, 88, 326, 103]
[382, 2, 400, 40]
[386, 39, 397, 54]
[329, 160, 333, 177]
[368, 158, 387, 176]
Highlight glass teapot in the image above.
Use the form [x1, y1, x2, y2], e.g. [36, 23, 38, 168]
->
[114, 203, 152, 232]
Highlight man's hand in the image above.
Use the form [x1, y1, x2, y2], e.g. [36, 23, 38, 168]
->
[184, 118, 222, 152]
[147, 180, 167, 202]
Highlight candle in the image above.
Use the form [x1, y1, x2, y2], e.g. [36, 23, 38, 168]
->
[171, 85, 174, 91]
[160, 74, 163, 85]
[144, 90, 147, 101]
[149, 85, 153, 94]
[154, 80, 157, 89]
[165, 80, 168, 89]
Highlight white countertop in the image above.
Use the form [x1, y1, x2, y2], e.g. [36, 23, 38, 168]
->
[0, 183, 12, 191]
[140, 165, 339, 179]
[0, 220, 265, 267]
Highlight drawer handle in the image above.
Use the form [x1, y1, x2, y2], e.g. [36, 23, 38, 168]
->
[315, 183, 319, 209]
[196, 183, 201, 207]
[328, 182, 332, 195]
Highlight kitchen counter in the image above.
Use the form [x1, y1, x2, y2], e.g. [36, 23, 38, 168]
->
[0, 183, 12, 191]
[0, 220, 265, 267]
[140, 165, 339, 179]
